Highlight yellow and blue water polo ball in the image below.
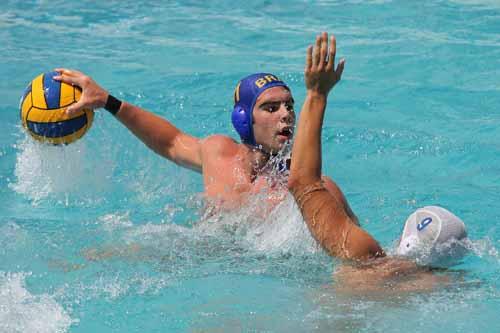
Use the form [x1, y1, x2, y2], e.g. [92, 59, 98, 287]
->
[19, 71, 94, 145]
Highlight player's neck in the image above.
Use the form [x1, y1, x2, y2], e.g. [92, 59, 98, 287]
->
[241, 144, 271, 175]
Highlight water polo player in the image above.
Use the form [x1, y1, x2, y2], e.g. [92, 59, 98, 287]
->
[288, 32, 468, 291]
[52, 34, 356, 212]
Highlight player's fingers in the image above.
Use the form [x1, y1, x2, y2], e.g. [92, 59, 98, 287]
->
[54, 68, 69, 73]
[54, 68, 78, 77]
[65, 100, 85, 115]
[330, 35, 337, 70]
[312, 35, 321, 68]
[325, 36, 334, 72]
[336, 58, 345, 79]
[319, 32, 328, 69]
[53, 68, 86, 85]
[305, 45, 313, 72]
[53, 73, 80, 86]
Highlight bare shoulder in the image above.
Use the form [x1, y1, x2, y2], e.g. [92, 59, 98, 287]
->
[201, 134, 241, 157]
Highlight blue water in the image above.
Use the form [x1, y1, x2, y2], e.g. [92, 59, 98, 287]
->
[1, 0, 500, 332]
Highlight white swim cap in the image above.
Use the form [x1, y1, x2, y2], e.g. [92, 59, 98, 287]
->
[396, 206, 468, 266]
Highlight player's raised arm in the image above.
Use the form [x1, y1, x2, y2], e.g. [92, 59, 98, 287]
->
[288, 32, 344, 186]
[288, 33, 384, 261]
[53, 68, 203, 172]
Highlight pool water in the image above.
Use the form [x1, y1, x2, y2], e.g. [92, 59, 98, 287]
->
[1, 1, 500, 332]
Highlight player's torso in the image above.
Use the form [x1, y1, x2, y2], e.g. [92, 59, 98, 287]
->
[201, 143, 288, 210]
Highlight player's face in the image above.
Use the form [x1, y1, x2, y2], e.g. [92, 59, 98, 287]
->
[252, 87, 295, 153]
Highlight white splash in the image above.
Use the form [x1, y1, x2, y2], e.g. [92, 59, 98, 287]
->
[196, 193, 319, 256]
[0, 271, 74, 333]
[97, 211, 134, 232]
[242, 194, 320, 254]
[10, 136, 112, 202]
[468, 237, 500, 264]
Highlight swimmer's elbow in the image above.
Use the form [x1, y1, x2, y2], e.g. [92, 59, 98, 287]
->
[352, 244, 385, 261]
[345, 232, 386, 261]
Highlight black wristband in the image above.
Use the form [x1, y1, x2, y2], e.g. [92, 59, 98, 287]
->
[104, 94, 122, 115]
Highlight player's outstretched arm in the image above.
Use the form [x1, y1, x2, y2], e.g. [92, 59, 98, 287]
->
[288, 33, 384, 261]
[53, 68, 202, 172]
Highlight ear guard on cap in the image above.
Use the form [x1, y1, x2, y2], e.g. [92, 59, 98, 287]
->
[231, 105, 255, 146]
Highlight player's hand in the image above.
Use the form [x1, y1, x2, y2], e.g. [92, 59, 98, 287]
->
[53, 68, 109, 116]
[304, 32, 345, 95]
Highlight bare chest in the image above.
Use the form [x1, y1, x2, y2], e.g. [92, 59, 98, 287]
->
[202, 156, 288, 207]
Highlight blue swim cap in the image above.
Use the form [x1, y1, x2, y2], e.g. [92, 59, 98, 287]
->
[232, 73, 289, 146]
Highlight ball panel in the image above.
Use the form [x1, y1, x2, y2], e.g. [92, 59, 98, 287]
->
[84, 109, 94, 128]
[19, 83, 32, 110]
[30, 127, 87, 145]
[26, 106, 84, 123]
[59, 81, 76, 107]
[26, 113, 88, 138]
[74, 86, 82, 101]
[61, 126, 88, 144]
[31, 73, 48, 109]
[28, 122, 90, 145]
[43, 71, 62, 109]
[20, 91, 33, 128]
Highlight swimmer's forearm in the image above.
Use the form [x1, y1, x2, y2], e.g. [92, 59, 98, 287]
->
[289, 91, 327, 185]
[116, 102, 181, 153]
[115, 102, 202, 171]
